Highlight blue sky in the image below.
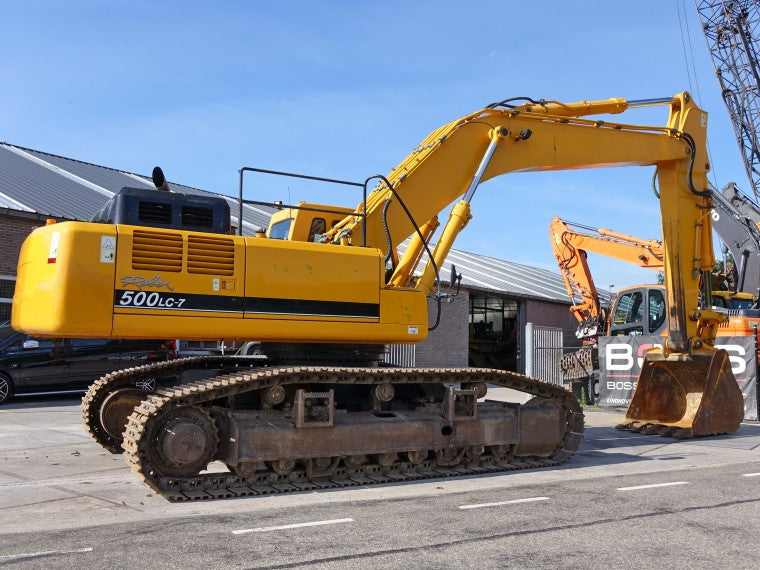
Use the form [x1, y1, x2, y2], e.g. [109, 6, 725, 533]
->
[1, 0, 749, 293]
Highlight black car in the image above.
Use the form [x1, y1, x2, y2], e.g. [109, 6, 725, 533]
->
[0, 323, 174, 404]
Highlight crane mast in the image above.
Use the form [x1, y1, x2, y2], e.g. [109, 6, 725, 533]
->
[696, 0, 760, 202]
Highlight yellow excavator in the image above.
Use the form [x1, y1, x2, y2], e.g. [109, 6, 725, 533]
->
[12, 92, 744, 500]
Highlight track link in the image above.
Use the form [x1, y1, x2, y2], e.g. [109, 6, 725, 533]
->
[81, 355, 265, 453]
[122, 367, 584, 501]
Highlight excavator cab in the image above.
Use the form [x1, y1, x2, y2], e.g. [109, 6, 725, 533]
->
[608, 285, 667, 337]
[268, 203, 354, 242]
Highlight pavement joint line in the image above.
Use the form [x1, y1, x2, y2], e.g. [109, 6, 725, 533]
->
[0, 547, 93, 562]
[458, 496, 550, 509]
[0, 472, 133, 489]
[232, 518, 354, 535]
[617, 481, 689, 491]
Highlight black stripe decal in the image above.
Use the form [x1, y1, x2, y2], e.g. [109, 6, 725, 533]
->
[246, 297, 379, 318]
[114, 290, 379, 318]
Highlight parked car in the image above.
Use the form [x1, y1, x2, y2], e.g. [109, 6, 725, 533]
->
[0, 323, 175, 404]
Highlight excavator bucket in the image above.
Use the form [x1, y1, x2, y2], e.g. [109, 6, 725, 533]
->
[617, 349, 744, 438]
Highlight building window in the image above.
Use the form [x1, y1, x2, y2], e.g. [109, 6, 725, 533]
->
[469, 295, 518, 339]
[469, 294, 520, 371]
[0, 275, 15, 323]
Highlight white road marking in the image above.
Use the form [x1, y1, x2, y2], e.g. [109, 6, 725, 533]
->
[617, 482, 689, 491]
[232, 518, 354, 535]
[458, 497, 550, 510]
[742, 472, 760, 477]
[0, 547, 93, 563]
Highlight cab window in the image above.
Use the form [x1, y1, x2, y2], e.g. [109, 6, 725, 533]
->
[611, 291, 644, 335]
[268, 219, 292, 240]
[648, 289, 666, 334]
[307, 217, 326, 242]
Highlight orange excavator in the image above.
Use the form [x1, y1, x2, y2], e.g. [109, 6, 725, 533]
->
[549, 217, 665, 341]
[550, 216, 758, 414]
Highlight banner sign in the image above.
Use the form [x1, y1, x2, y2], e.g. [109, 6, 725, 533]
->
[598, 335, 759, 421]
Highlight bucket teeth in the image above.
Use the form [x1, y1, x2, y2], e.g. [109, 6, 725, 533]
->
[642, 424, 663, 435]
[657, 426, 679, 437]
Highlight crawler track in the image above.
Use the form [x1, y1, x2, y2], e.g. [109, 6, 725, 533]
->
[121, 367, 584, 501]
[82, 356, 265, 453]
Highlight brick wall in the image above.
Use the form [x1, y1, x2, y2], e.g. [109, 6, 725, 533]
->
[0, 213, 40, 275]
[415, 290, 470, 367]
[523, 298, 577, 345]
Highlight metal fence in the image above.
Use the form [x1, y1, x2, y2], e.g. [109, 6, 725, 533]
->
[524, 323, 564, 385]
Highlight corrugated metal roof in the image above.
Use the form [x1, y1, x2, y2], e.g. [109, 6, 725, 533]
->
[0, 142, 274, 231]
[0, 141, 609, 307]
[397, 243, 612, 306]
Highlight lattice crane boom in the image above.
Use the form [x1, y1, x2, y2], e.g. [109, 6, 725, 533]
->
[696, 0, 760, 202]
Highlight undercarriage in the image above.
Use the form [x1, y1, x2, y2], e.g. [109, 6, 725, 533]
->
[82, 358, 583, 501]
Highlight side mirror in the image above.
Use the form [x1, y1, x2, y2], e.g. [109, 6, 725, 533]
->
[448, 264, 462, 299]
[22, 339, 40, 350]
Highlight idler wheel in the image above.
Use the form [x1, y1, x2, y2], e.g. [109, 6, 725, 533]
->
[150, 406, 218, 478]
[99, 388, 145, 440]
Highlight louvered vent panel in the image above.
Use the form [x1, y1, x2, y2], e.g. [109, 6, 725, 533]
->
[131, 230, 183, 272]
[138, 201, 173, 225]
[187, 235, 235, 275]
[182, 205, 214, 228]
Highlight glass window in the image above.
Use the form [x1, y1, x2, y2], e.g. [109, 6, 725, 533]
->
[71, 338, 115, 349]
[308, 217, 326, 242]
[469, 295, 518, 338]
[648, 289, 666, 333]
[612, 291, 644, 326]
[268, 219, 292, 240]
[0, 276, 14, 324]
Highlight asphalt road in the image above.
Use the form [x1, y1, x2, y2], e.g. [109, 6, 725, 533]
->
[1, 396, 759, 569]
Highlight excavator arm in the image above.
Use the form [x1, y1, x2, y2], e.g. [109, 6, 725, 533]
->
[549, 216, 663, 339]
